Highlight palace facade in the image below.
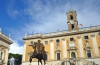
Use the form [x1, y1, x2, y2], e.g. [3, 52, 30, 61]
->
[0, 30, 13, 65]
[22, 10, 100, 65]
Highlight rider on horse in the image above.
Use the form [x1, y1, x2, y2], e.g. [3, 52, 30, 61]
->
[29, 40, 46, 65]
[32, 40, 45, 56]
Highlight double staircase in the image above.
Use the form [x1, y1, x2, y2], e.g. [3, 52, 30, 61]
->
[80, 59, 98, 65]
[48, 58, 99, 65]
[22, 58, 100, 65]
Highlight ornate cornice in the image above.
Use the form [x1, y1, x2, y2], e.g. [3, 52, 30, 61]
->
[0, 33, 13, 44]
[0, 41, 10, 48]
[23, 25, 100, 40]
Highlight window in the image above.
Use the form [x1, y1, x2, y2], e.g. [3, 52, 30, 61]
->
[84, 36, 89, 39]
[56, 39, 60, 43]
[71, 52, 76, 58]
[70, 15, 73, 20]
[70, 38, 74, 41]
[87, 50, 91, 58]
[45, 41, 48, 44]
[30, 41, 34, 45]
[57, 53, 60, 60]
[71, 24, 74, 29]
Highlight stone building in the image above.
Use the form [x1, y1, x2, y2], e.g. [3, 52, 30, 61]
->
[22, 10, 100, 65]
[0, 30, 13, 65]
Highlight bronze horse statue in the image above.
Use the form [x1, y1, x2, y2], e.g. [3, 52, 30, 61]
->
[29, 41, 46, 65]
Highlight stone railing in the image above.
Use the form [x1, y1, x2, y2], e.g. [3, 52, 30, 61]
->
[54, 61, 64, 65]
[81, 59, 98, 65]
[24, 25, 100, 39]
[54, 58, 99, 65]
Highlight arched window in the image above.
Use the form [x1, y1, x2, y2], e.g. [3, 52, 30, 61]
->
[71, 52, 76, 58]
[70, 15, 73, 20]
[71, 24, 74, 29]
[87, 50, 91, 58]
[57, 53, 60, 60]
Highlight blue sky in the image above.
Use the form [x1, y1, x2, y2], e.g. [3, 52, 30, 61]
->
[0, 0, 100, 54]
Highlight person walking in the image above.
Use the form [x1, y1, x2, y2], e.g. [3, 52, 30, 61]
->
[10, 57, 15, 65]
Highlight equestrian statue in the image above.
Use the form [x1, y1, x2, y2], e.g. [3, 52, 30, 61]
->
[29, 40, 46, 65]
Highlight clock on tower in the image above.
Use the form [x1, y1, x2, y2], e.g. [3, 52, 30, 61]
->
[66, 9, 78, 31]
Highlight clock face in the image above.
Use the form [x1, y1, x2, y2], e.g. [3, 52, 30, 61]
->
[70, 20, 74, 24]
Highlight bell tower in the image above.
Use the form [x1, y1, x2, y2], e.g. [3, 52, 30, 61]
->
[66, 10, 78, 31]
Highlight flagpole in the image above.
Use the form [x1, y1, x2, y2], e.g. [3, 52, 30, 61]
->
[81, 25, 83, 29]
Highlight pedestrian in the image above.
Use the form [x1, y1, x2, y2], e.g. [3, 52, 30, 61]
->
[10, 57, 15, 65]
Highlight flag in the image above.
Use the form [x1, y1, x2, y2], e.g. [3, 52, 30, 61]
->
[80, 24, 83, 26]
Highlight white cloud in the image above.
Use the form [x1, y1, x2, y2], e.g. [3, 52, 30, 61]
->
[7, 0, 100, 54]
[9, 41, 24, 54]
[21, 0, 100, 34]
[8, 0, 100, 35]
[7, 9, 20, 18]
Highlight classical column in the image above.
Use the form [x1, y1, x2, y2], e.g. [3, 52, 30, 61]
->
[50, 40, 54, 60]
[2, 50, 4, 61]
[91, 34, 99, 57]
[22, 42, 26, 61]
[0, 47, 2, 60]
[77, 36, 84, 58]
[62, 38, 67, 59]
[5, 48, 9, 65]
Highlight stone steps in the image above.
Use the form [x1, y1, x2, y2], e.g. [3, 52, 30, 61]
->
[22, 58, 99, 65]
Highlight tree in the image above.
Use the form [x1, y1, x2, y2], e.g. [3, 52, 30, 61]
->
[8, 53, 22, 65]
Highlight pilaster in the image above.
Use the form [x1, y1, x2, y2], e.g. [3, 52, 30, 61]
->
[91, 34, 99, 57]
[62, 38, 67, 59]
[50, 39, 54, 60]
[77, 36, 84, 58]
[22, 42, 26, 62]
